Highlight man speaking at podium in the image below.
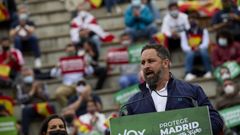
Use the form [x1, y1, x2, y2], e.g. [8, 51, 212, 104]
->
[126, 45, 224, 135]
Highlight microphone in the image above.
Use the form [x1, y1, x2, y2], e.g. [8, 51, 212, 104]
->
[151, 89, 198, 107]
[119, 91, 152, 116]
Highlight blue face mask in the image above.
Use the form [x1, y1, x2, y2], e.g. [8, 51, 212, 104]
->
[23, 76, 34, 84]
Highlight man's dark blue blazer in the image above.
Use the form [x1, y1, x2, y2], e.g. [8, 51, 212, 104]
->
[126, 76, 224, 135]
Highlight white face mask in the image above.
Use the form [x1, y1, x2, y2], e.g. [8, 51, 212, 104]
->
[218, 38, 228, 47]
[221, 73, 231, 80]
[23, 76, 34, 84]
[170, 10, 179, 18]
[121, 40, 131, 46]
[224, 85, 235, 94]
[76, 85, 85, 94]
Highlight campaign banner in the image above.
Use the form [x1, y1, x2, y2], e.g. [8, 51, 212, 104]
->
[107, 43, 145, 65]
[60, 56, 85, 75]
[0, 117, 17, 135]
[219, 105, 240, 128]
[110, 106, 212, 135]
[213, 61, 240, 82]
[114, 84, 140, 105]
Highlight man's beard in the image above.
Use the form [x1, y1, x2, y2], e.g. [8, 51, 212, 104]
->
[144, 69, 163, 90]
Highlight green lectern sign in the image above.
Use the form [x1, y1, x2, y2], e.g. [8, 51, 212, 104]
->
[110, 106, 212, 135]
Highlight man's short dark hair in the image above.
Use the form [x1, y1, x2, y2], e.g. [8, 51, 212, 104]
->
[216, 29, 234, 45]
[168, 2, 178, 9]
[141, 44, 171, 61]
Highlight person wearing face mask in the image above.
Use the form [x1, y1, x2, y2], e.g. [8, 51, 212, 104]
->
[216, 79, 240, 134]
[211, 0, 240, 41]
[16, 67, 55, 135]
[211, 30, 240, 68]
[180, 11, 212, 81]
[39, 114, 68, 135]
[161, 2, 190, 51]
[9, 4, 42, 68]
[53, 44, 94, 107]
[124, 0, 158, 42]
[117, 32, 141, 89]
[78, 100, 106, 135]
[0, 37, 24, 87]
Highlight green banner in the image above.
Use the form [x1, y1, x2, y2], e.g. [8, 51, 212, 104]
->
[110, 106, 212, 135]
[128, 44, 145, 63]
[219, 105, 240, 128]
[0, 117, 17, 135]
[114, 84, 140, 105]
[213, 61, 240, 83]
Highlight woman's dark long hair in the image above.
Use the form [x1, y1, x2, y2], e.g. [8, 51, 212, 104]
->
[39, 114, 67, 135]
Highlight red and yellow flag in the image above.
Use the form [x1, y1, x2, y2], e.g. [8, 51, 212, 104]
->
[33, 102, 54, 117]
[0, 96, 14, 115]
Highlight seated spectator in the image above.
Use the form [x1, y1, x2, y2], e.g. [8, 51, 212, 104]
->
[10, 4, 42, 68]
[211, 0, 240, 41]
[78, 99, 106, 135]
[0, 0, 17, 30]
[53, 44, 93, 107]
[124, 0, 158, 42]
[70, 5, 114, 50]
[211, 30, 240, 68]
[0, 37, 24, 87]
[81, 39, 107, 90]
[104, 0, 122, 15]
[142, 0, 161, 22]
[180, 11, 212, 81]
[118, 33, 140, 88]
[63, 80, 102, 117]
[216, 79, 240, 134]
[161, 2, 190, 50]
[16, 67, 55, 135]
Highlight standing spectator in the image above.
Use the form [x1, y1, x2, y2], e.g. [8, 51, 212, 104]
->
[78, 99, 106, 135]
[82, 39, 107, 90]
[16, 67, 55, 135]
[161, 2, 190, 50]
[211, 30, 240, 68]
[0, 37, 24, 87]
[104, 0, 122, 15]
[211, 0, 240, 41]
[10, 4, 41, 68]
[53, 44, 92, 107]
[124, 0, 158, 42]
[70, 4, 114, 51]
[180, 11, 212, 81]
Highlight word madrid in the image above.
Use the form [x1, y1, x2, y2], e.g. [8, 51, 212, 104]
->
[159, 118, 202, 135]
[118, 129, 146, 135]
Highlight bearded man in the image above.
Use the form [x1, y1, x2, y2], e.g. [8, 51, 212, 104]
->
[126, 45, 224, 135]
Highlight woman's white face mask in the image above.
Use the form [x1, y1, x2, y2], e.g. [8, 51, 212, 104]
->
[224, 85, 235, 94]
[170, 10, 179, 18]
[218, 38, 228, 47]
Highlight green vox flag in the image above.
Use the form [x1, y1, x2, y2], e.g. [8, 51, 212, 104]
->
[110, 106, 213, 135]
[128, 43, 145, 63]
[114, 84, 140, 105]
[0, 116, 18, 135]
[213, 61, 240, 83]
[219, 105, 240, 128]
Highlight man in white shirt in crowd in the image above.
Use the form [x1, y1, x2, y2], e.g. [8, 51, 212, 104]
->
[161, 2, 190, 51]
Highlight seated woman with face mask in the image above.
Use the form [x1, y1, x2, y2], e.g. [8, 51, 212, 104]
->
[211, 29, 240, 68]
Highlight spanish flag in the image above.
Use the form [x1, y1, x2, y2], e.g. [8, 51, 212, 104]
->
[178, 0, 222, 17]
[33, 102, 55, 117]
[152, 33, 168, 48]
[104, 113, 118, 128]
[0, 2, 9, 21]
[87, 0, 102, 8]
[0, 96, 14, 115]
[74, 119, 92, 133]
[0, 64, 10, 79]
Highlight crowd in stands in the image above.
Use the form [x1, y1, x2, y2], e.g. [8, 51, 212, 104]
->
[0, 0, 240, 135]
